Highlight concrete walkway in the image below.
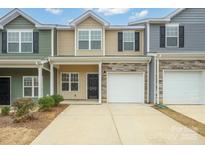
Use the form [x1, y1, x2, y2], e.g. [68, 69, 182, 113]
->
[169, 105, 205, 124]
[32, 104, 205, 145]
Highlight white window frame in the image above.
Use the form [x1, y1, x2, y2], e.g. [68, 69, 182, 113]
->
[123, 31, 135, 51]
[61, 72, 79, 92]
[78, 29, 102, 50]
[7, 29, 33, 53]
[23, 76, 38, 98]
[165, 24, 179, 48]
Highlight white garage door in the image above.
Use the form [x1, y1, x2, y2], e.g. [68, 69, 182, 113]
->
[163, 71, 205, 104]
[107, 73, 144, 103]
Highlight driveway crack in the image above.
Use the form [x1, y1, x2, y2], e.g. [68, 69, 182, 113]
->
[107, 104, 123, 145]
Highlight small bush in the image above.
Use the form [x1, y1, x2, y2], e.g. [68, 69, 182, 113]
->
[38, 96, 55, 111]
[51, 95, 64, 106]
[1, 106, 10, 116]
[12, 98, 36, 122]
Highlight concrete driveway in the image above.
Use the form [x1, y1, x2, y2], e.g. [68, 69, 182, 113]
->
[169, 105, 205, 124]
[32, 104, 205, 145]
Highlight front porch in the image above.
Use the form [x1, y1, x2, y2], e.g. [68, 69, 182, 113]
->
[50, 60, 102, 104]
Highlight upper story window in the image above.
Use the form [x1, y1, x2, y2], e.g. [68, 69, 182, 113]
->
[7, 30, 33, 53]
[166, 24, 179, 47]
[78, 29, 102, 50]
[123, 31, 135, 51]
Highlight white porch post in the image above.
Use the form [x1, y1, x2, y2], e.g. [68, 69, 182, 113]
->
[50, 64, 54, 95]
[38, 66, 43, 98]
[98, 62, 102, 103]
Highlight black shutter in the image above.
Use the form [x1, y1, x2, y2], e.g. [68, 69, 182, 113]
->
[179, 26, 184, 48]
[33, 32, 39, 53]
[160, 26, 165, 48]
[118, 32, 123, 52]
[2, 32, 7, 53]
[135, 32, 140, 51]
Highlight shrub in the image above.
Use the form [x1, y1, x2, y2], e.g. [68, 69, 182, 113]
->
[1, 106, 10, 116]
[12, 98, 36, 122]
[51, 95, 64, 106]
[38, 96, 55, 111]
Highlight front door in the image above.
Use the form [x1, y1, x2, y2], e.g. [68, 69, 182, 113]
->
[87, 74, 99, 99]
[0, 77, 10, 105]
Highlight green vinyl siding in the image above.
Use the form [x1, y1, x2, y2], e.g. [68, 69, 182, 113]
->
[5, 16, 35, 29]
[0, 68, 50, 103]
[0, 15, 52, 57]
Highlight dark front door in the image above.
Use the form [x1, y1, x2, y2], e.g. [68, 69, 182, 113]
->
[87, 74, 99, 99]
[0, 77, 10, 105]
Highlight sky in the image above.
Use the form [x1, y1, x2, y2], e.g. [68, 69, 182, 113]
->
[0, 8, 176, 25]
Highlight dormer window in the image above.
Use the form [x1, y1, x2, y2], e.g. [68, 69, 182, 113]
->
[7, 30, 33, 53]
[78, 29, 102, 50]
[165, 24, 179, 47]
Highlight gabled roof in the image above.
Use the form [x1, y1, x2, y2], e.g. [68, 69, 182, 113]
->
[128, 8, 186, 25]
[0, 8, 55, 29]
[70, 10, 110, 27]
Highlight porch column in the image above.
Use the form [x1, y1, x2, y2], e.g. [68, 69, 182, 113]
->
[50, 64, 54, 95]
[98, 62, 102, 103]
[38, 66, 43, 98]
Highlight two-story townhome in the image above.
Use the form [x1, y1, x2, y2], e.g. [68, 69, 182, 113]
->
[49, 11, 151, 104]
[0, 9, 54, 105]
[129, 8, 205, 105]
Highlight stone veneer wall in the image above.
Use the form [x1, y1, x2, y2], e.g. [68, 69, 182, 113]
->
[159, 60, 205, 103]
[102, 63, 148, 103]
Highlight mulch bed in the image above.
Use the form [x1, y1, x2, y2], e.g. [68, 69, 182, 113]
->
[0, 104, 68, 145]
[153, 105, 205, 137]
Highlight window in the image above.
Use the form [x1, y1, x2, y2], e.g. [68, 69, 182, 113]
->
[123, 31, 135, 51]
[23, 76, 38, 97]
[7, 30, 33, 53]
[166, 24, 179, 47]
[61, 73, 79, 91]
[78, 29, 102, 50]
[78, 30, 89, 49]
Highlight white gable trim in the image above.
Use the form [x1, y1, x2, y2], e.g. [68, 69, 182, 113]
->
[70, 10, 110, 27]
[0, 8, 55, 29]
[0, 9, 40, 26]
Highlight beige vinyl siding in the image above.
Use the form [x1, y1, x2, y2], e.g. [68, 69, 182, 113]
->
[57, 30, 75, 56]
[105, 30, 144, 56]
[77, 17, 102, 28]
[57, 65, 98, 100]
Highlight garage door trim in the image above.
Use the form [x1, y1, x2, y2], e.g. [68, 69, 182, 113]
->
[107, 72, 145, 104]
[163, 69, 205, 104]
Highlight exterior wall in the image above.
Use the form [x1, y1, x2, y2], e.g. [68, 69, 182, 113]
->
[76, 17, 104, 56]
[57, 30, 75, 56]
[77, 17, 102, 28]
[105, 30, 144, 56]
[150, 23, 205, 52]
[158, 60, 205, 103]
[0, 68, 50, 103]
[0, 16, 52, 58]
[57, 65, 98, 100]
[171, 8, 205, 23]
[149, 9, 205, 53]
[5, 16, 35, 29]
[101, 63, 148, 103]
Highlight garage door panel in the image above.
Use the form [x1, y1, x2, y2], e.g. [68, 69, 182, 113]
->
[163, 71, 205, 104]
[107, 73, 144, 103]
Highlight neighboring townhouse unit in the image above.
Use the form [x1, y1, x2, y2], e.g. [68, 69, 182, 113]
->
[50, 11, 151, 104]
[129, 8, 205, 105]
[0, 9, 54, 105]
